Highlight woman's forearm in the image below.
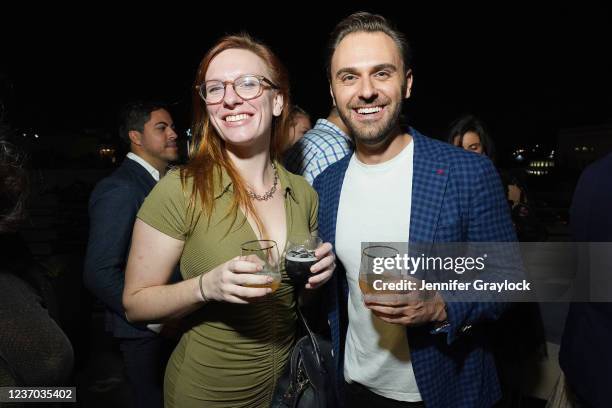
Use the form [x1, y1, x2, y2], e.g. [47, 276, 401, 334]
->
[124, 275, 205, 323]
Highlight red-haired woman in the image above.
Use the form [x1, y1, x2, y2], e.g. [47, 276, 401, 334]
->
[123, 34, 335, 408]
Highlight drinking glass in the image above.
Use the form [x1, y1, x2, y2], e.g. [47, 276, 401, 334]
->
[359, 244, 427, 302]
[359, 245, 400, 298]
[284, 233, 322, 287]
[241, 239, 282, 293]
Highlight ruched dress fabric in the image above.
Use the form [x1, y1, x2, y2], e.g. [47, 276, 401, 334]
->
[137, 164, 318, 408]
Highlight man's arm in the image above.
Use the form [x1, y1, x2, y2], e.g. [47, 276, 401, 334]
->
[366, 157, 517, 343]
[84, 180, 140, 316]
[443, 157, 518, 343]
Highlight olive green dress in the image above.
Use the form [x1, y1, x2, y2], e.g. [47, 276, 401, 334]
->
[137, 163, 318, 408]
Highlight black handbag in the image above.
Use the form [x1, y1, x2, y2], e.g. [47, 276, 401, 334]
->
[271, 306, 336, 408]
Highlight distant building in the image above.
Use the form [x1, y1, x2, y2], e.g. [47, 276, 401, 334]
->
[510, 144, 556, 177]
[98, 145, 117, 164]
[557, 124, 612, 170]
[527, 158, 555, 177]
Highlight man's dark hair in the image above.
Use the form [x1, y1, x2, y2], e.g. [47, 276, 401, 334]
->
[447, 114, 496, 161]
[326, 12, 412, 79]
[0, 139, 28, 233]
[118, 101, 168, 144]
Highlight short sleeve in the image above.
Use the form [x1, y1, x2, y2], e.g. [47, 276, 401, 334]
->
[137, 169, 189, 240]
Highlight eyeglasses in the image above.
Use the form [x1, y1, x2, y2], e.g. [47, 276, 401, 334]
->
[196, 74, 279, 105]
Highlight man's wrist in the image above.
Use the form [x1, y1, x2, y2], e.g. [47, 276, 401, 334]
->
[432, 293, 448, 322]
[437, 302, 448, 322]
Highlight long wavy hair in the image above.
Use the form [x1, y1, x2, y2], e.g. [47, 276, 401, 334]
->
[181, 34, 291, 236]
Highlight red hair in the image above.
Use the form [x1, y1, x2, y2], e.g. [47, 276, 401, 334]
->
[181, 34, 291, 236]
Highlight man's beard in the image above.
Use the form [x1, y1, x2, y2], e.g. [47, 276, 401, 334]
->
[338, 99, 403, 146]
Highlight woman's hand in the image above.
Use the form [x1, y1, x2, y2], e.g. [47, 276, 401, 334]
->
[305, 242, 336, 289]
[200, 256, 273, 304]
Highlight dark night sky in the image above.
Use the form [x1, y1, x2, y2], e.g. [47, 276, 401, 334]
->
[2, 4, 611, 154]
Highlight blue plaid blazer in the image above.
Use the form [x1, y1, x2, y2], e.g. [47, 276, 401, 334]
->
[313, 129, 517, 408]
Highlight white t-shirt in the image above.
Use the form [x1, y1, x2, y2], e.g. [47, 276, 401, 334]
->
[336, 140, 421, 402]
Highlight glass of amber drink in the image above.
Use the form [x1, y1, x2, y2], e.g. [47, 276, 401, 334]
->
[360, 244, 415, 302]
[241, 239, 282, 293]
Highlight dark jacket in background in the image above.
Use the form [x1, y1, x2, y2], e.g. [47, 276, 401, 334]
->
[84, 158, 183, 408]
[560, 153, 612, 408]
[84, 158, 157, 338]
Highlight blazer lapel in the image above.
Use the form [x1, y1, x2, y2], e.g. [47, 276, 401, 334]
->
[124, 158, 157, 193]
[320, 155, 352, 347]
[409, 130, 449, 245]
[323, 154, 352, 249]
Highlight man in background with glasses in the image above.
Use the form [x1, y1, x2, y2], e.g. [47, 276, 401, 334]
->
[84, 101, 179, 408]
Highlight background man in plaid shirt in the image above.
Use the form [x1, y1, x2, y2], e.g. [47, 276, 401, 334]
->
[284, 106, 351, 185]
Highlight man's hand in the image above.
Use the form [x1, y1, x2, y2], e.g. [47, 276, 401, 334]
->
[364, 292, 447, 326]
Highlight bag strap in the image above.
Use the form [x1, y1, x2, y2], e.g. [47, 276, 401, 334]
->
[295, 297, 324, 368]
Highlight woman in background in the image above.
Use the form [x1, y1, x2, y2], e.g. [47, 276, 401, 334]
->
[448, 114, 526, 209]
[286, 105, 312, 148]
[0, 134, 74, 388]
[448, 114, 546, 407]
